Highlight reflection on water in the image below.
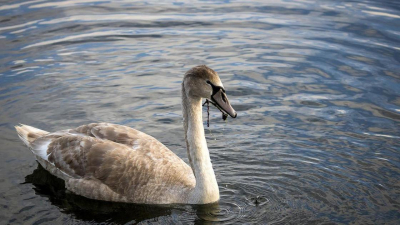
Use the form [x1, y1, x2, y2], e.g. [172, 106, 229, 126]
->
[25, 164, 191, 224]
[0, 0, 399, 224]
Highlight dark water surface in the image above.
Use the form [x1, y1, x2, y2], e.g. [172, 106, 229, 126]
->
[1, 0, 400, 224]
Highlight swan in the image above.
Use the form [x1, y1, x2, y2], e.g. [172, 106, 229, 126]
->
[15, 65, 237, 204]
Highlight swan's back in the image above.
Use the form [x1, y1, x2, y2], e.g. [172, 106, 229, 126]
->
[16, 123, 195, 204]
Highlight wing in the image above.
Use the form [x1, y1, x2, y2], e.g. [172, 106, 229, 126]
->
[30, 124, 196, 203]
[73, 123, 149, 148]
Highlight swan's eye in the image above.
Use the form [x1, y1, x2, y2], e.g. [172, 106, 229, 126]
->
[206, 80, 212, 85]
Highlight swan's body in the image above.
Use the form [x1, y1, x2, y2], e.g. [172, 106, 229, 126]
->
[16, 65, 237, 204]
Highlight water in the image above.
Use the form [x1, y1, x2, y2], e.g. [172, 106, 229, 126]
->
[0, 0, 399, 224]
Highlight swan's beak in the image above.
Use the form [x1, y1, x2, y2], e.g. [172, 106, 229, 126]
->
[211, 89, 237, 119]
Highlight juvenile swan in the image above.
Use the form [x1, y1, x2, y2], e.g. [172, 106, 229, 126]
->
[16, 65, 237, 204]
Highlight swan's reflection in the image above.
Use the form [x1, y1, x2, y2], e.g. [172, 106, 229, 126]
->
[25, 164, 228, 224]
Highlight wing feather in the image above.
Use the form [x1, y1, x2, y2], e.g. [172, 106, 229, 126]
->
[29, 123, 195, 203]
[74, 123, 145, 147]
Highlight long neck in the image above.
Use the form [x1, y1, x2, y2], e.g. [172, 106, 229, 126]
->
[182, 84, 219, 203]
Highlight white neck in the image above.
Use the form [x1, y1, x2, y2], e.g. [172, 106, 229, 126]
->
[182, 84, 219, 204]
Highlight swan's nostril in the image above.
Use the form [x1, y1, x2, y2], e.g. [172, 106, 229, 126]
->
[222, 92, 227, 103]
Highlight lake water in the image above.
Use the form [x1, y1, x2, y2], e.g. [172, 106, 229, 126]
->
[0, 0, 399, 224]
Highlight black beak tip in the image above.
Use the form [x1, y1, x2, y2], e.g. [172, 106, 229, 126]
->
[232, 112, 237, 118]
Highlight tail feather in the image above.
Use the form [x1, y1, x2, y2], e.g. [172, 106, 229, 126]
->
[15, 124, 49, 148]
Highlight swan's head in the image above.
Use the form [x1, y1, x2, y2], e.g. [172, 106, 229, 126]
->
[183, 65, 237, 118]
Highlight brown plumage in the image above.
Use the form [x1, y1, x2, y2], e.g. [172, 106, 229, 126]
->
[17, 123, 195, 203]
[16, 65, 237, 204]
